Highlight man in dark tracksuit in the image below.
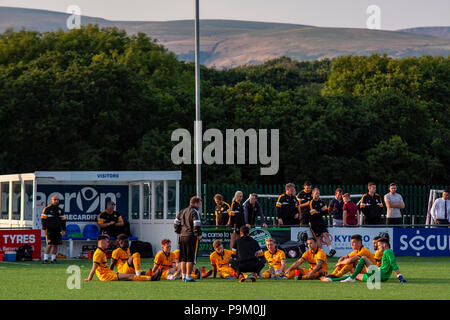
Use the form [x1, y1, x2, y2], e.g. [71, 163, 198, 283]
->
[174, 196, 202, 282]
[359, 182, 384, 225]
[276, 183, 300, 226]
[41, 195, 66, 264]
[230, 226, 266, 282]
[243, 194, 268, 228]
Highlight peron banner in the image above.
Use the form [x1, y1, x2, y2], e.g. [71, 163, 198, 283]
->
[35, 184, 129, 224]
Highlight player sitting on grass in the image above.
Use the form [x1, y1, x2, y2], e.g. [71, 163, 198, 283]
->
[84, 235, 161, 282]
[152, 239, 177, 280]
[285, 237, 328, 280]
[110, 234, 144, 276]
[173, 249, 212, 280]
[373, 236, 383, 266]
[262, 238, 287, 280]
[327, 234, 376, 278]
[323, 237, 406, 283]
[210, 240, 237, 279]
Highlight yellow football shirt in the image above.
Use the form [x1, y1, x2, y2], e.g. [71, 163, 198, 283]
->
[348, 246, 376, 265]
[264, 248, 286, 269]
[374, 250, 383, 266]
[210, 249, 233, 270]
[111, 247, 131, 271]
[154, 251, 176, 270]
[173, 249, 180, 260]
[301, 248, 328, 273]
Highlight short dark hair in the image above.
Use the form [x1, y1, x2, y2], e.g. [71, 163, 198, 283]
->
[304, 181, 312, 186]
[117, 234, 128, 241]
[213, 239, 222, 249]
[240, 225, 250, 235]
[351, 234, 362, 242]
[306, 237, 316, 242]
[443, 189, 449, 194]
[368, 182, 376, 187]
[389, 182, 397, 187]
[250, 193, 258, 198]
[161, 238, 171, 246]
[97, 235, 110, 241]
[377, 237, 390, 247]
[373, 236, 382, 241]
[190, 196, 202, 206]
[285, 183, 295, 190]
[214, 194, 223, 201]
[335, 188, 343, 193]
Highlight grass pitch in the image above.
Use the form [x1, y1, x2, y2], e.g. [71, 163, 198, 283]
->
[0, 257, 449, 300]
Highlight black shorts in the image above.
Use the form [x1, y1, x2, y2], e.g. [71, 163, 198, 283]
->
[230, 257, 265, 274]
[386, 217, 402, 225]
[299, 212, 310, 225]
[363, 215, 382, 226]
[179, 236, 197, 263]
[309, 222, 328, 239]
[46, 228, 62, 245]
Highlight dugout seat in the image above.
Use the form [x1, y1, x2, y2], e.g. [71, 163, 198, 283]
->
[83, 224, 100, 240]
[62, 224, 87, 240]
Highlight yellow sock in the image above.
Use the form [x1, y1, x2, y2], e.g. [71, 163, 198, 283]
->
[133, 275, 151, 281]
[132, 253, 141, 272]
[332, 264, 353, 277]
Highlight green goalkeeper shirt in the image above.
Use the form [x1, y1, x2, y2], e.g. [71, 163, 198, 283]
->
[378, 249, 399, 279]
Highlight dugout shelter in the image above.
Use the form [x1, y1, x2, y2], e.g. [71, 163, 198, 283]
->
[0, 171, 182, 258]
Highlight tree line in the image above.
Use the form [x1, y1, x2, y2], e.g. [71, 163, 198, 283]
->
[0, 25, 448, 185]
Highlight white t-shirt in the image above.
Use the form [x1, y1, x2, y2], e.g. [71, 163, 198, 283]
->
[384, 192, 403, 218]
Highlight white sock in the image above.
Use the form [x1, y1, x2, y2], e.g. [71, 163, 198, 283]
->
[182, 273, 186, 279]
[186, 274, 192, 280]
[136, 270, 141, 276]
[51, 254, 56, 261]
[44, 254, 49, 261]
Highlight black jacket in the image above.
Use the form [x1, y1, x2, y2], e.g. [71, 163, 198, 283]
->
[174, 205, 202, 237]
[41, 204, 66, 231]
[243, 199, 264, 225]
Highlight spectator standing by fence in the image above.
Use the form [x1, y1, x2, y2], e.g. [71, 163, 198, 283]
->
[384, 183, 405, 226]
[359, 182, 384, 225]
[328, 188, 344, 226]
[430, 189, 449, 228]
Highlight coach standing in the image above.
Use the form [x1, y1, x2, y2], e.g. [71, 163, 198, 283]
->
[174, 196, 203, 282]
[276, 183, 300, 226]
[41, 195, 66, 263]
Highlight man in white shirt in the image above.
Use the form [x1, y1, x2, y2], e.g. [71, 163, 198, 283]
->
[384, 183, 405, 226]
[430, 190, 449, 228]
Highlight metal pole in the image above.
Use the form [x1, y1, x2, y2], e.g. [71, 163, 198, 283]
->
[195, 0, 202, 201]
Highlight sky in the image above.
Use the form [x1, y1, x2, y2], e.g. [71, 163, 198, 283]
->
[0, 0, 448, 30]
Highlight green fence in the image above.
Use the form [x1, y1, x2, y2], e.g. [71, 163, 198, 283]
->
[181, 184, 448, 226]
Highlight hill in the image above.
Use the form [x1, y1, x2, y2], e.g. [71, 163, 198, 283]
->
[1, 6, 449, 68]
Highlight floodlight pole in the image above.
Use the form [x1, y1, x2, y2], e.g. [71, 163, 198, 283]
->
[194, 0, 202, 202]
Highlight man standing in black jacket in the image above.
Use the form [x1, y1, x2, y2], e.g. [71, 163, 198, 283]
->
[41, 195, 66, 264]
[359, 182, 384, 225]
[174, 196, 202, 282]
[243, 194, 268, 229]
[276, 183, 300, 226]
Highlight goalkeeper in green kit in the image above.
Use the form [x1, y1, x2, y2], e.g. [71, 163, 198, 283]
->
[322, 237, 407, 283]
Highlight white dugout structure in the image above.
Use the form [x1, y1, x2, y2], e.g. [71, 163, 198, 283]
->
[0, 171, 182, 257]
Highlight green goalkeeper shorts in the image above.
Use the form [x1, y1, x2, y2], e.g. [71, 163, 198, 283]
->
[362, 269, 391, 282]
